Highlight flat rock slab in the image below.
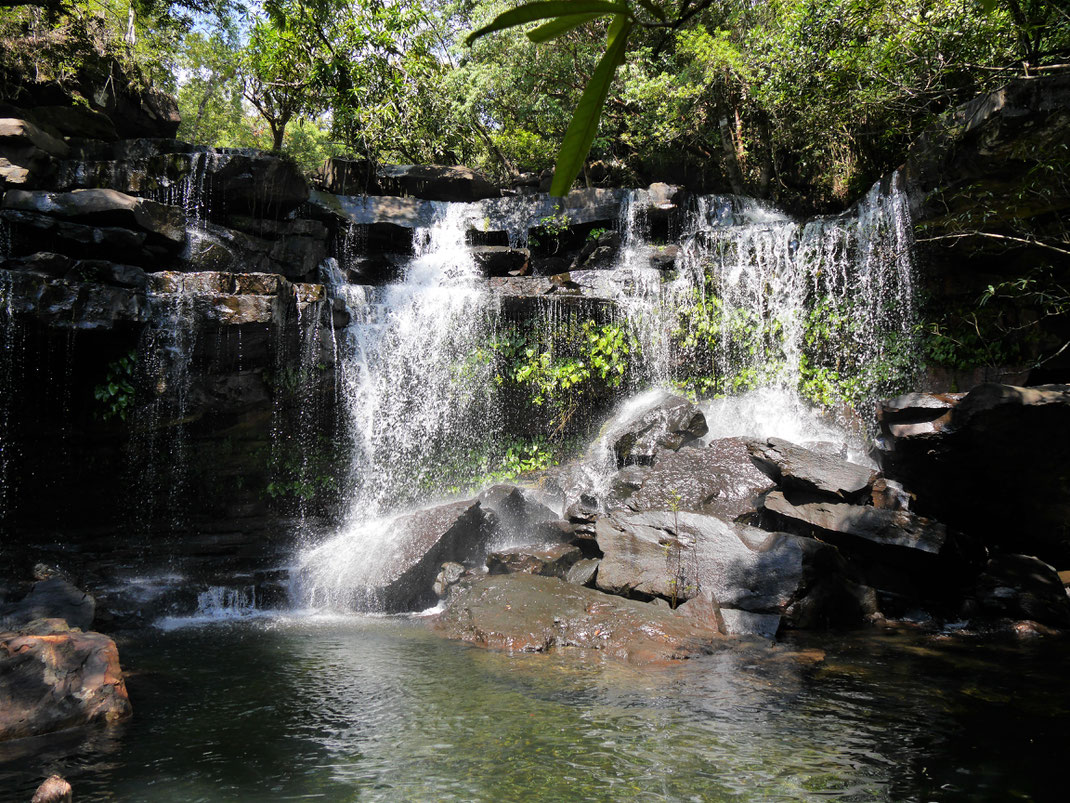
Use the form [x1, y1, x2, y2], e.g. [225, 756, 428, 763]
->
[3, 188, 185, 244]
[594, 510, 841, 618]
[0, 619, 131, 742]
[763, 491, 948, 554]
[747, 437, 876, 502]
[434, 573, 723, 665]
[608, 437, 772, 520]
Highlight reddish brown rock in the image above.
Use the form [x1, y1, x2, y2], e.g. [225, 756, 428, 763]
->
[434, 573, 724, 665]
[0, 619, 131, 742]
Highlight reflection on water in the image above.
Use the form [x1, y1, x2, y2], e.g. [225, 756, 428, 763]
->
[2, 620, 1066, 802]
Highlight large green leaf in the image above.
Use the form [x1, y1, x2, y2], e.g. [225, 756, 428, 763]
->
[527, 13, 606, 43]
[466, 1, 631, 46]
[549, 17, 633, 197]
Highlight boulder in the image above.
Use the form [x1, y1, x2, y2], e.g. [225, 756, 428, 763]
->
[747, 437, 877, 502]
[208, 151, 310, 217]
[2, 188, 185, 245]
[64, 260, 148, 290]
[0, 269, 148, 329]
[649, 244, 679, 271]
[0, 118, 68, 187]
[566, 558, 600, 586]
[476, 483, 560, 546]
[876, 383, 1070, 565]
[593, 510, 854, 625]
[30, 105, 119, 141]
[432, 561, 466, 599]
[433, 573, 724, 665]
[31, 775, 73, 803]
[574, 230, 621, 269]
[762, 491, 949, 555]
[0, 578, 95, 631]
[606, 437, 773, 521]
[610, 395, 708, 467]
[472, 245, 530, 277]
[971, 554, 1070, 629]
[718, 609, 782, 639]
[184, 222, 327, 280]
[300, 500, 497, 612]
[0, 619, 131, 741]
[376, 164, 501, 202]
[486, 544, 583, 579]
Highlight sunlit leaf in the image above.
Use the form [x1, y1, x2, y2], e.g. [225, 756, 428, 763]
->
[466, 2, 631, 46]
[549, 17, 633, 197]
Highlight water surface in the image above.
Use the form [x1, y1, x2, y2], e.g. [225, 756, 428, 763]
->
[2, 619, 1066, 801]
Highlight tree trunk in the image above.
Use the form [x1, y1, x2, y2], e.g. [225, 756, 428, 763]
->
[718, 115, 745, 195]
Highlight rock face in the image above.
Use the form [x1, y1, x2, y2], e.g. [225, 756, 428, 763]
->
[0, 118, 69, 187]
[877, 384, 1070, 564]
[747, 437, 876, 502]
[593, 510, 853, 626]
[3, 188, 185, 244]
[607, 437, 772, 521]
[434, 573, 724, 665]
[0, 578, 95, 631]
[0, 618, 131, 742]
[321, 159, 501, 202]
[208, 151, 310, 217]
[610, 395, 709, 467]
[477, 484, 560, 547]
[971, 554, 1070, 629]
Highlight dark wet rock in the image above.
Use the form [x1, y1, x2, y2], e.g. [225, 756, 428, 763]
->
[870, 476, 912, 511]
[762, 491, 948, 555]
[434, 573, 724, 665]
[432, 562, 466, 599]
[377, 164, 501, 202]
[29, 104, 119, 141]
[0, 618, 131, 741]
[0, 208, 159, 265]
[747, 437, 877, 502]
[649, 244, 679, 271]
[477, 484, 560, 545]
[876, 383, 1070, 565]
[64, 260, 148, 290]
[566, 558, 600, 587]
[0, 251, 73, 277]
[31, 774, 73, 803]
[0, 578, 95, 631]
[593, 511, 854, 625]
[876, 391, 963, 438]
[185, 221, 327, 280]
[972, 554, 1070, 629]
[611, 395, 708, 467]
[364, 500, 497, 612]
[209, 151, 310, 217]
[607, 437, 773, 521]
[320, 159, 501, 201]
[472, 245, 530, 277]
[2, 188, 185, 245]
[0, 269, 148, 329]
[718, 608, 782, 639]
[574, 230, 621, 269]
[486, 544, 583, 579]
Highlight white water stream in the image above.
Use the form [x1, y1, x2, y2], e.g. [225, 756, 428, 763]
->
[293, 179, 916, 613]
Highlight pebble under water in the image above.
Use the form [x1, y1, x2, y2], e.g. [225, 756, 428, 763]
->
[1, 618, 1066, 802]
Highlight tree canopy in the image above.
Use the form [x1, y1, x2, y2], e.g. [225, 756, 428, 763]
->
[1, 0, 1067, 206]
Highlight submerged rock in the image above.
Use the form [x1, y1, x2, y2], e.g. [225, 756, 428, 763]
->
[434, 573, 724, 665]
[0, 619, 131, 742]
[31, 774, 73, 803]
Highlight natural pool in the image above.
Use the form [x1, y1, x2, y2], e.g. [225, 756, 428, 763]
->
[2, 618, 1066, 802]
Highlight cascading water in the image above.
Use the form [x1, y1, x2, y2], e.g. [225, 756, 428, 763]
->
[294, 175, 917, 611]
[294, 203, 499, 609]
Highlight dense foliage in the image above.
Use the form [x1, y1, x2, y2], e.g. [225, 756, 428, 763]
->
[4, 0, 1065, 204]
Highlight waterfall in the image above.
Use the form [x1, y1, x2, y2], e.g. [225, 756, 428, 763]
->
[294, 203, 499, 609]
[293, 176, 917, 611]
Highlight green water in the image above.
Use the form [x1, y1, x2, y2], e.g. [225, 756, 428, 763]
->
[2, 617, 1066, 802]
